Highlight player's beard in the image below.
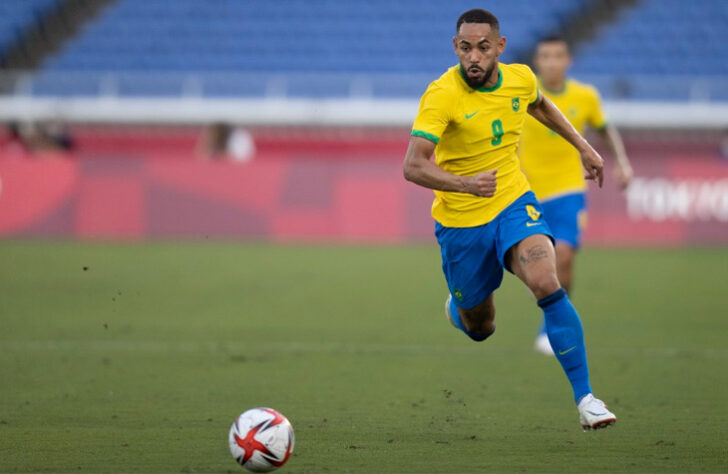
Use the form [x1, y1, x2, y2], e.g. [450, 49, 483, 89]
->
[463, 62, 497, 89]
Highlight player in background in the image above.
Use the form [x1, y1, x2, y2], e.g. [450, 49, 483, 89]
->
[403, 9, 616, 430]
[520, 36, 633, 356]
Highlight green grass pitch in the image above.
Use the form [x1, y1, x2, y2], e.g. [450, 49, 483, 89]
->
[1, 241, 727, 473]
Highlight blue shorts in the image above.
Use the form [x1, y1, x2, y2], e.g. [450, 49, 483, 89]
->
[435, 191, 553, 310]
[540, 192, 587, 249]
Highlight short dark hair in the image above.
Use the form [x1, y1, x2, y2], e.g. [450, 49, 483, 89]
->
[538, 35, 569, 49]
[456, 9, 500, 35]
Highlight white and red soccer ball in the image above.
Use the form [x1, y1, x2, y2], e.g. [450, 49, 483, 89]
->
[228, 408, 295, 472]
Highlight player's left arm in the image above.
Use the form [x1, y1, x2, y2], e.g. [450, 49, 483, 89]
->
[596, 125, 633, 190]
[527, 94, 604, 187]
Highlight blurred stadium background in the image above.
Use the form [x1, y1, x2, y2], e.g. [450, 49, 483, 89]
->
[0, 0, 726, 244]
[1, 1, 727, 473]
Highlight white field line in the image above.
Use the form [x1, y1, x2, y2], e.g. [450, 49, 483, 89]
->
[1, 340, 726, 359]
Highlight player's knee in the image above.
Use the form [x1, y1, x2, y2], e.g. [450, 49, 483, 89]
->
[467, 327, 495, 342]
[528, 272, 561, 300]
[466, 318, 496, 336]
[460, 307, 496, 335]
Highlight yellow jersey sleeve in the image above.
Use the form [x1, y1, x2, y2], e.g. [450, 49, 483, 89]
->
[526, 69, 540, 105]
[411, 84, 456, 144]
[586, 86, 608, 130]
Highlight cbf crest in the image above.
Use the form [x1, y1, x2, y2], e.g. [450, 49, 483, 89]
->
[511, 97, 520, 112]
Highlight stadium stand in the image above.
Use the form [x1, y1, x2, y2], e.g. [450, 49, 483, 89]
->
[0, 0, 60, 60]
[29, 0, 589, 96]
[5, 0, 726, 101]
[573, 0, 727, 76]
[42, 0, 588, 72]
[571, 0, 728, 100]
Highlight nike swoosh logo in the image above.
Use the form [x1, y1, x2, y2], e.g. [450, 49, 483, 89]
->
[586, 410, 608, 416]
[526, 222, 541, 227]
[559, 346, 576, 355]
[465, 111, 479, 120]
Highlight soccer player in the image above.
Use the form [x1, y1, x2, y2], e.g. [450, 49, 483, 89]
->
[520, 36, 633, 356]
[403, 9, 616, 429]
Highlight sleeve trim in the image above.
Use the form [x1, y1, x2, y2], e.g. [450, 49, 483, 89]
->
[593, 122, 608, 132]
[529, 89, 540, 105]
[411, 129, 440, 144]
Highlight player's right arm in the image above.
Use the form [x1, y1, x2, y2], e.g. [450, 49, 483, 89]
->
[403, 136, 497, 197]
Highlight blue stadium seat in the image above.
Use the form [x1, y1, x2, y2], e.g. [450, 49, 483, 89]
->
[0, 0, 60, 58]
[28, 0, 726, 101]
[571, 0, 728, 83]
[36, 0, 590, 96]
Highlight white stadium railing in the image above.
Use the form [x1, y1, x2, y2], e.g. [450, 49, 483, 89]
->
[0, 71, 726, 128]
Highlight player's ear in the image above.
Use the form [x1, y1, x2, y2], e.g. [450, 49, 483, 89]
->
[452, 36, 459, 53]
[497, 36, 506, 56]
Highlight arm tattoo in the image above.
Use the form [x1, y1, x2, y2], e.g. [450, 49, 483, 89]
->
[518, 245, 549, 266]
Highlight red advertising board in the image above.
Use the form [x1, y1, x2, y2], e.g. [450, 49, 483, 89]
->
[1, 133, 726, 245]
[585, 154, 728, 245]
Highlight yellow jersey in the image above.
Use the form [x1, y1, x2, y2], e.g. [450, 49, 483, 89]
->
[411, 63, 540, 227]
[520, 78, 607, 201]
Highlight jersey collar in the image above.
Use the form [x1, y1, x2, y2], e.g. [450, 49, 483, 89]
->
[538, 77, 569, 96]
[459, 64, 502, 93]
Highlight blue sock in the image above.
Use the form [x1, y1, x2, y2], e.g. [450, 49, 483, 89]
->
[449, 296, 494, 342]
[537, 318, 547, 336]
[538, 289, 592, 403]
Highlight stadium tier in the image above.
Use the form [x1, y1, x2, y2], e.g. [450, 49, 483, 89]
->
[4, 0, 727, 100]
[0, 0, 60, 58]
[571, 0, 728, 100]
[42, 0, 588, 72]
[573, 0, 728, 76]
[28, 0, 590, 97]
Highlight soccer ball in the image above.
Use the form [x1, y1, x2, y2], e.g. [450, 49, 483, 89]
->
[228, 408, 295, 472]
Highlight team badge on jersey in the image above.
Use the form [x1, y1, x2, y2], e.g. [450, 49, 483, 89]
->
[526, 204, 541, 221]
[512, 97, 520, 112]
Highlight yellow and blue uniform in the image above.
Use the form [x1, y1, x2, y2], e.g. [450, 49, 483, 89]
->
[520, 78, 607, 248]
[413, 66, 595, 404]
[411, 63, 552, 310]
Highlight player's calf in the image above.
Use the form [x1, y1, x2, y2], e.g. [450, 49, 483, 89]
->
[538, 288, 592, 403]
[554, 242, 576, 294]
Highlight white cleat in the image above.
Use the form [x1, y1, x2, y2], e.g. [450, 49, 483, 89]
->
[534, 333, 555, 356]
[578, 394, 617, 430]
[445, 294, 458, 329]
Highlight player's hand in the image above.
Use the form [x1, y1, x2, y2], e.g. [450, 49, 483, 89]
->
[580, 144, 604, 188]
[613, 162, 633, 190]
[464, 169, 498, 197]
